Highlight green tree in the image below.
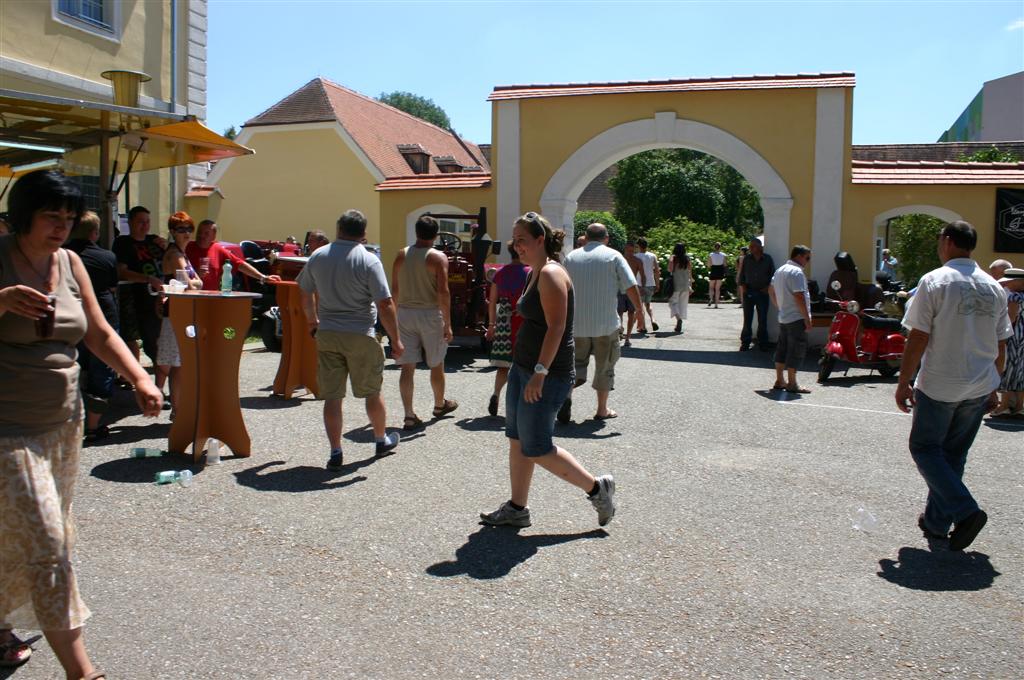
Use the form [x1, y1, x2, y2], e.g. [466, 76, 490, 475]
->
[888, 214, 944, 288]
[644, 217, 747, 300]
[573, 211, 627, 252]
[608, 149, 761, 236]
[378, 91, 451, 129]
[222, 125, 238, 140]
[957, 145, 1022, 163]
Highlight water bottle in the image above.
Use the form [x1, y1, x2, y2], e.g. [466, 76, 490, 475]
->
[206, 439, 221, 465]
[220, 262, 233, 294]
[153, 470, 193, 487]
[850, 506, 878, 533]
[131, 447, 164, 458]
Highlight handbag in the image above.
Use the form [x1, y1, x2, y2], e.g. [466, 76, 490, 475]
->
[661, 274, 675, 297]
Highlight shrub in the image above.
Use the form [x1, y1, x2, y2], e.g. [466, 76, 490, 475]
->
[645, 217, 748, 300]
[573, 211, 628, 253]
[889, 214, 944, 288]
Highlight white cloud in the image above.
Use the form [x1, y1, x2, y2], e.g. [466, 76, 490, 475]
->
[1007, 18, 1024, 31]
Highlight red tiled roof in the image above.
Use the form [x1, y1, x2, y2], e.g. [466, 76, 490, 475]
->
[851, 160, 1024, 184]
[488, 72, 855, 101]
[375, 174, 492, 191]
[244, 78, 489, 178]
[852, 142, 1024, 163]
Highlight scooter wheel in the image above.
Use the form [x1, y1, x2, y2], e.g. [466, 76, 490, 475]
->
[878, 360, 899, 378]
[818, 353, 836, 383]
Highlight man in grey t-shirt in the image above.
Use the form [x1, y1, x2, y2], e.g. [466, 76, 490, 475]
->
[768, 245, 812, 394]
[298, 209, 405, 469]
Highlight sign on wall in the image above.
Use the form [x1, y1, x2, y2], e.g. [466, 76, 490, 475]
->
[995, 188, 1024, 253]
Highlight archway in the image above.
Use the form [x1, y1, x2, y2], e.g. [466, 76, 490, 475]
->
[871, 205, 962, 271]
[538, 111, 794, 273]
[405, 203, 470, 246]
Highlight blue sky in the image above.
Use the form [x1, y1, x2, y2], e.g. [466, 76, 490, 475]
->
[207, 1, 1024, 146]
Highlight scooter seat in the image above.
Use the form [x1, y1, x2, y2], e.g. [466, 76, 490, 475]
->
[861, 314, 902, 332]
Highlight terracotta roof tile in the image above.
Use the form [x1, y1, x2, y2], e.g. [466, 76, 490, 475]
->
[851, 160, 1024, 184]
[376, 174, 492, 191]
[244, 78, 489, 179]
[852, 142, 1024, 162]
[488, 72, 855, 101]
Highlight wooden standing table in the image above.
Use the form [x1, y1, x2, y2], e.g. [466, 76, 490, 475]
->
[166, 290, 261, 461]
[270, 280, 319, 400]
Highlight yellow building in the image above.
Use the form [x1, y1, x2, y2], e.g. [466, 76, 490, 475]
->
[0, 0, 209, 218]
[208, 78, 492, 261]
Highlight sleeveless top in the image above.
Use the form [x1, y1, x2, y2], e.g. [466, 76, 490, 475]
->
[0, 235, 88, 436]
[513, 266, 575, 377]
[163, 242, 197, 281]
[397, 245, 439, 309]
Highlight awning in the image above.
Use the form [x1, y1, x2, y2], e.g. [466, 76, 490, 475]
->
[0, 89, 253, 177]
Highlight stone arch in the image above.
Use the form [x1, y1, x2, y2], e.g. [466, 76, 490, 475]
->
[405, 203, 469, 246]
[538, 111, 794, 266]
[871, 205, 962, 269]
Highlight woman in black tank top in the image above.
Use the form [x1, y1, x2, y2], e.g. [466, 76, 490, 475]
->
[479, 212, 617, 530]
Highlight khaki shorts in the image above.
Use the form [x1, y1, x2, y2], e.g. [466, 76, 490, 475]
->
[395, 307, 448, 367]
[316, 330, 384, 399]
[574, 331, 621, 391]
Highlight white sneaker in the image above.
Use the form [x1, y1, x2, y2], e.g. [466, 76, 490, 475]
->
[589, 475, 616, 526]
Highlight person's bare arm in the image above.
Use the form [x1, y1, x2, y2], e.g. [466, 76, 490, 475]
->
[300, 289, 318, 335]
[895, 329, 929, 412]
[486, 279, 499, 341]
[71, 252, 161, 416]
[430, 250, 453, 342]
[792, 290, 811, 330]
[237, 259, 281, 284]
[377, 296, 404, 360]
[390, 249, 404, 303]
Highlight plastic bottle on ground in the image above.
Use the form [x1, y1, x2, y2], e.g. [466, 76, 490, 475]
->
[850, 506, 878, 533]
[153, 470, 193, 487]
[206, 439, 221, 465]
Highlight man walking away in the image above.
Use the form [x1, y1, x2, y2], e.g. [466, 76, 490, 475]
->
[738, 237, 775, 351]
[622, 241, 647, 342]
[561, 223, 643, 423]
[635, 237, 660, 331]
[392, 215, 458, 430]
[896, 220, 1011, 551]
[769, 246, 813, 394]
[298, 209, 404, 469]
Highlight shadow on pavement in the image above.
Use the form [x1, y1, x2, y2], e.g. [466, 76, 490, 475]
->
[234, 461, 367, 492]
[556, 418, 622, 440]
[82, 421, 170, 448]
[426, 526, 608, 580]
[342, 425, 405, 444]
[91, 455, 202, 484]
[454, 416, 505, 433]
[620, 346, 792, 369]
[983, 416, 1024, 432]
[816, 373, 898, 389]
[752, 388, 806, 402]
[877, 546, 1000, 591]
[239, 395, 304, 410]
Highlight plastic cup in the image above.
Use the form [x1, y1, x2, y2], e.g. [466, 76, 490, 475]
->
[35, 293, 57, 338]
[175, 269, 189, 285]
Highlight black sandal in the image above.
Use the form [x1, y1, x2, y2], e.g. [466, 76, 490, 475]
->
[0, 632, 39, 668]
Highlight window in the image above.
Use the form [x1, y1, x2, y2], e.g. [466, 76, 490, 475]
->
[66, 175, 101, 213]
[53, 0, 120, 40]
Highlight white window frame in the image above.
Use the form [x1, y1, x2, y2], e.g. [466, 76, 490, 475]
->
[51, 0, 122, 43]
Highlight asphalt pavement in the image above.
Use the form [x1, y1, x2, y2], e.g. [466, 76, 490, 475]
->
[7, 303, 1022, 680]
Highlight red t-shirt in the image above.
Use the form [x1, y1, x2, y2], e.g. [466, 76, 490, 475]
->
[185, 241, 245, 291]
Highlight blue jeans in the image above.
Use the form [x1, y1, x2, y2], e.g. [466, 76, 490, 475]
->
[505, 365, 574, 457]
[741, 289, 770, 348]
[909, 389, 987, 534]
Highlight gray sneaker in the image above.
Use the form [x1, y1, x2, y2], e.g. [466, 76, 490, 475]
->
[480, 501, 532, 527]
[589, 475, 616, 526]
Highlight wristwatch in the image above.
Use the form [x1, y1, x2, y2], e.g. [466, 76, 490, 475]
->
[533, 363, 549, 376]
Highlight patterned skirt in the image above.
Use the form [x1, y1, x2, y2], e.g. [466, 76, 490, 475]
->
[0, 419, 92, 630]
[1000, 317, 1024, 391]
[489, 298, 518, 368]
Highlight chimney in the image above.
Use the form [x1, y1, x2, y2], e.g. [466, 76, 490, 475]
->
[397, 144, 431, 174]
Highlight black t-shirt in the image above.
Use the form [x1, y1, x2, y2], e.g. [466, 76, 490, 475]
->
[67, 239, 119, 324]
[112, 234, 164, 305]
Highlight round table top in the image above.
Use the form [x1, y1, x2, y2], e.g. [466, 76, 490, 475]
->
[163, 289, 262, 299]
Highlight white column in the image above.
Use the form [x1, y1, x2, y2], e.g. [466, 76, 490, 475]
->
[539, 197, 578, 255]
[759, 196, 793, 342]
[495, 101, 521, 258]
[810, 88, 846, 285]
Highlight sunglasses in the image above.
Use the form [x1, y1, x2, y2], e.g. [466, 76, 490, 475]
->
[171, 226, 195, 233]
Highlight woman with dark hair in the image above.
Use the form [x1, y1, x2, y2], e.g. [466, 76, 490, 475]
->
[668, 242, 693, 334]
[485, 241, 530, 417]
[707, 241, 726, 308]
[156, 211, 203, 419]
[0, 170, 162, 679]
[480, 212, 616, 528]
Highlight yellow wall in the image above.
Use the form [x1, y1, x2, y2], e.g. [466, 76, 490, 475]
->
[514, 88, 823, 245]
[378, 187, 496, 269]
[843, 183, 1024, 275]
[0, 0, 185, 104]
[213, 125, 383, 245]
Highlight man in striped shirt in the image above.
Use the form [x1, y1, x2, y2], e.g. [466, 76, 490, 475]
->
[560, 223, 644, 423]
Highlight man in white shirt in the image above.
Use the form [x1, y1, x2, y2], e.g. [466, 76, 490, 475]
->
[897, 220, 1012, 551]
[768, 245, 813, 394]
[635, 237, 660, 331]
[561, 223, 644, 423]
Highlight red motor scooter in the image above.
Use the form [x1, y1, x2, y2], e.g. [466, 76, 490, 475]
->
[818, 281, 905, 382]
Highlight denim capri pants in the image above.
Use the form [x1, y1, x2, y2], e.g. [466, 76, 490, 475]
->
[505, 364, 574, 457]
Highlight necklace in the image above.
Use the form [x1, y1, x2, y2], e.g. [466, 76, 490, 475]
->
[15, 238, 54, 292]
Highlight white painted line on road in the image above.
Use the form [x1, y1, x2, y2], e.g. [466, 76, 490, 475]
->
[778, 401, 910, 416]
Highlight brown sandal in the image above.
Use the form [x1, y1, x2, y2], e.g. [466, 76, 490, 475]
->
[83, 671, 107, 680]
[432, 399, 459, 418]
